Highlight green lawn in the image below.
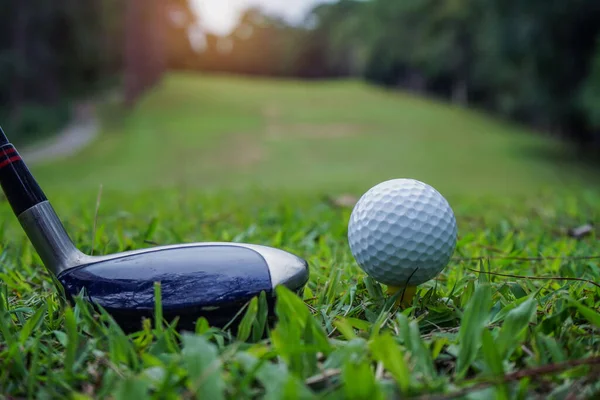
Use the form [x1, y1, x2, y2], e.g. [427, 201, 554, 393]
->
[0, 73, 599, 399]
[32, 73, 600, 198]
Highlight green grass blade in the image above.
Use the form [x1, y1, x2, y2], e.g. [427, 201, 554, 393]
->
[237, 296, 258, 342]
[19, 305, 46, 344]
[63, 307, 78, 381]
[341, 357, 383, 400]
[456, 284, 492, 378]
[251, 291, 269, 342]
[396, 313, 436, 380]
[567, 297, 600, 328]
[26, 333, 42, 398]
[333, 317, 358, 340]
[535, 333, 566, 363]
[114, 376, 151, 400]
[143, 217, 159, 242]
[369, 332, 410, 393]
[154, 282, 163, 332]
[481, 330, 508, 399]
[236, 353, 315, 400]
[496, 296, 537, 358]
[181, 333, 225, 400]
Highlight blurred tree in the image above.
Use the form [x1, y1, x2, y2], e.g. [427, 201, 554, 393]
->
[165, 0, 200, 70]
[188, 0, 600, 148]
[1, 0, 598, 149]
[306, 0, 367, 77]
[471, 0, 600, 139]
[357, 0, 600, 144]
[227, 8, 287, 76]
[124, 0, 166, 106]
[0, 0, 124, 142]
[0, 0, 199, 140]
[197, 7, 300, 77]
[578, 37, 600, 144]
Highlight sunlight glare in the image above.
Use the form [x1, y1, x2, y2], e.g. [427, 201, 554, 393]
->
[191, 0, 329, 35]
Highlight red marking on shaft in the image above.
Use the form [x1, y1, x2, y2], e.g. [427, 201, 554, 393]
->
[1, 147, 16, 156]
[0, 155, 22, 169]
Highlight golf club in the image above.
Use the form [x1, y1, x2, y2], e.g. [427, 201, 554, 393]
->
[0, 125, 309, 332]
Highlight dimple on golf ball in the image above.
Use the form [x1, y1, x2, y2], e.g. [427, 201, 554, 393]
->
[348, 179, 457, 287]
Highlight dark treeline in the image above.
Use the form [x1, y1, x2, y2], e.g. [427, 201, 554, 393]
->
[188, 0, 600, 148]
[0, 0, 190, 144]
[2, 0, 600, 150]
[0, 0, 123, 143]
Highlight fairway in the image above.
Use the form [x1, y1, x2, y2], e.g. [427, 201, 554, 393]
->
[31, 73, 600, 199]
[1, 74, 599, 399]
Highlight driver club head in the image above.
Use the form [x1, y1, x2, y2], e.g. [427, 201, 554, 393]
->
[0, 125, 309, 332]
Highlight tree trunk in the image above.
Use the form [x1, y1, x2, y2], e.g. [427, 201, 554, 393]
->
[124, 0, 165, 107]
[10, 0, 28, 126]
[38, 0, 60, 105]
[124, 0, 142, 106]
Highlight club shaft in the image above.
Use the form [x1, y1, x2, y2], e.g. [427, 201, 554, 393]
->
[0, 136, 47, 215]
[0, 125, 82, 275]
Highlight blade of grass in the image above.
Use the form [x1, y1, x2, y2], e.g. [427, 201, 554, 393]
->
[181, 333, 225, 400]
[456, 284, 492, 378]
[495, 296, 537, 358]
[369, 332, 411, 394]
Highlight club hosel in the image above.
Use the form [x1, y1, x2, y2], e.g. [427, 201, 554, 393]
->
[0, 136, 84, 275]
[17, 201, 86, 276]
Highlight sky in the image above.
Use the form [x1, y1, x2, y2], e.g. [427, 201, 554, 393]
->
[191, 0, 329, 35]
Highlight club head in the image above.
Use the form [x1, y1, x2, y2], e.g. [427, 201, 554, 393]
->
[57, 242, 309, 332]
[0, 126, 310, 333]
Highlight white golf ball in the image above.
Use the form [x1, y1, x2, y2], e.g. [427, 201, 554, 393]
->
[348, 179, 457, 287]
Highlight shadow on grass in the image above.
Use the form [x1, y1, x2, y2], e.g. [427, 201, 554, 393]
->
[514, 140, 600, 171]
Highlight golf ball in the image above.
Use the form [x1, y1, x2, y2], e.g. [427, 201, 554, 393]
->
[348, 179, 457, 287]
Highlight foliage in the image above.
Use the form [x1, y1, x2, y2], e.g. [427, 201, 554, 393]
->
[2, 0, 599, 149]
[579, 38, 600, 134]
[0, 0, 124, 142]
[0, 0, 196, 142]
[334, 0, 600, 144]
[189, 0, 600, 149]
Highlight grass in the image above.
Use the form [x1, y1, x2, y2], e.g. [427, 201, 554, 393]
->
[0, 73, 599, 398]
[31, 73, 600, 197]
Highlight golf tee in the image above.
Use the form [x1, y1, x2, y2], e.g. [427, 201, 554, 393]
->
[387, 285, 417, 308]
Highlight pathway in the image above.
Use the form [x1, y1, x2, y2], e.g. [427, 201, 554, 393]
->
[21, 102, 99, 165]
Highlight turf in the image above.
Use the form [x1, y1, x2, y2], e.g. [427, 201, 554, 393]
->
[31, 73, 600, 197]
[0, 73, 599, 399]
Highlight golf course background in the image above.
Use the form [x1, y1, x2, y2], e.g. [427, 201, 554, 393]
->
[0, 1, 599, 399]
[0, 71, 597, 399]
[33, 73, 600, 197]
